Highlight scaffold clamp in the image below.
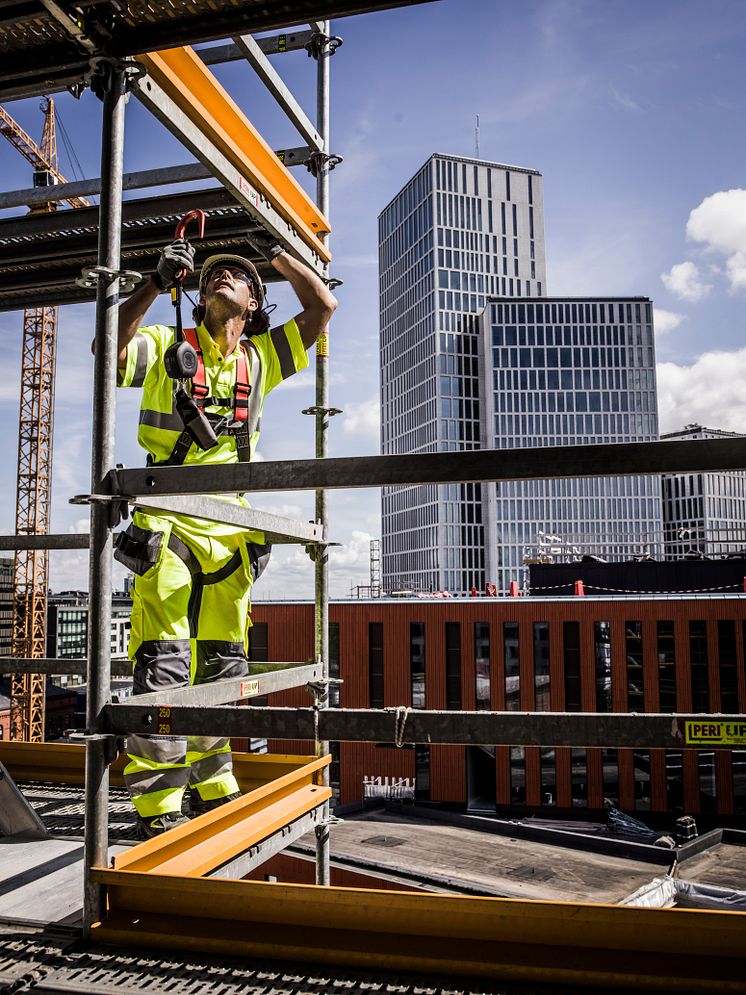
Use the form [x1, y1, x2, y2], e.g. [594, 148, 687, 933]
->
[305, 32, 343, 59]
[307, 150, 343, 177]
[301, 405, 343, 417]
[76, 265, 142, 293]
[67, 731, 124, 766]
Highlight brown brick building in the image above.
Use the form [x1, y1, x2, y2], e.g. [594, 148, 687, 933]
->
[248, 596, 746, 822]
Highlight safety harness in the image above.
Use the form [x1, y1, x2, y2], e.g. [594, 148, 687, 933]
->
[154, 327, 256, 467]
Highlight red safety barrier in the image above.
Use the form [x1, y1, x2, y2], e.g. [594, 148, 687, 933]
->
[508, 580, 521, 597]
[574, 579, 585, 596]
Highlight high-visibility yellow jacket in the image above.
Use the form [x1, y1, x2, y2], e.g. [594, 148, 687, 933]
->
[118, 318, 308, 467]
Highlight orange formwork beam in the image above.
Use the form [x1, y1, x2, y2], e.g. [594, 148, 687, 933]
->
[136, 46, 331, 264]
[114, 754, 330, 877]
[91, 871, 746, 992]
[0, 740, 320, 791]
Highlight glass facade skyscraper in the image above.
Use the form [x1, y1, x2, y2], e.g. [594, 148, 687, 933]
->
[379, 154, 663, 595]
[482, 297, 663, 590]
[379, 154, 546, 593]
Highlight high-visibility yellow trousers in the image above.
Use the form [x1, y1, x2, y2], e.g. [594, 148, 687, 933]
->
[116, 507, 270, 818]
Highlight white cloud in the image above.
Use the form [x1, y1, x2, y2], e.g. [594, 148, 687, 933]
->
[686, 189, 746, 294]
[653, 308, 685, 336]
[342, 397, 380, 443]
[660, 260, 712, 302]
[609, 85, 641, 112]
[657, 347, 746, 434]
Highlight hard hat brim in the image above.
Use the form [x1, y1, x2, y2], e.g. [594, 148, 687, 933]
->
[199, 254, 264, 304]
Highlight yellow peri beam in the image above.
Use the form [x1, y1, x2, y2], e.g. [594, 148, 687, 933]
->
[90, 871, 746, 992]
[136, 47, 331, 264]
[114, 754, 330, 877]
[0, 741, 318, 791]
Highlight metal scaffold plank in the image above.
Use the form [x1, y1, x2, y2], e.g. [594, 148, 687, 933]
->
[89, 870, 746, 992]
[131, 496, 325, 544]
[103, 436, 746, 498]
[0, 534, 89, 550]
[100, 705, 746, 749]
[112, 754, 330, 877]
[198, 30, 316, 64]
[134, 47, 331, 265]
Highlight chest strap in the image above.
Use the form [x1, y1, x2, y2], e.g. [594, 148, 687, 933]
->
[152, 328, 258, 467]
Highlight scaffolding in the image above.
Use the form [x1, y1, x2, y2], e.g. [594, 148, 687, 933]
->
[0, 1, 745, 990]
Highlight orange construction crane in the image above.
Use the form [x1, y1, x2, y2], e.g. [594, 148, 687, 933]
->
[0, 98, 89, 741]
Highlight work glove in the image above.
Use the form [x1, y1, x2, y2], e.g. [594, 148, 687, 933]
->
[245, 230, 284, 263]
[152, 238, 196, 291]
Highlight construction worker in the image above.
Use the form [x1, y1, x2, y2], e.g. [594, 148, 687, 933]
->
[112, 231, 336, 838]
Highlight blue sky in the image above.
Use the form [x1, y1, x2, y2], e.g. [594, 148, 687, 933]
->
[0, 0, 745, 596]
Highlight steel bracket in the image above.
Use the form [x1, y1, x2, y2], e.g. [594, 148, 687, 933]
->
[314, 814, 342, 839]
[89, 56, 146, 100]
[75, 265, 142, 293]
[301, 406, 343, 417]
[305, 33, 344, 59]
[67, 731, 124, 766]
[307, 151, 343, 178]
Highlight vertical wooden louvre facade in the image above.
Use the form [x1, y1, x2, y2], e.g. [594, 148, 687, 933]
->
[249, 597, 746, 820]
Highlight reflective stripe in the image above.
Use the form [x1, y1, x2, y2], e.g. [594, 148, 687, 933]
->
[132, 332, 149, 388]
[139, 406, 183, 432]
[188, 737, 230, 755]
[245, 341, 263, 436]
[188, 751, 233, 787]
[270, 323, 295, 380]
[127, 733, 188, 765]
[125, 765, 190, 798]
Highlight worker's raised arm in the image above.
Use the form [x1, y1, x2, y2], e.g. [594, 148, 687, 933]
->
[246, 232, 336, 349]
[105, 239, 195, 369]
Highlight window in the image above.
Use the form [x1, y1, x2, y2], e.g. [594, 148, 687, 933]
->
[248, 622, 268, 662]
[656, 621, 677, 712]
[602, 749, 619, 807]
[369, 622, 384, 709]
[698, 752, 717, 813]
[510, 746, 525, 804]
[665, 751, 684, 813]
[733, 750, 746, 815]
[410, 623, 425, 709]
[689, 621, 709, 712]
[415, 745, 430, 800]
[718, 620, 739, 713]
[504, 622, 520, 710]
[540, 747, 556, 806]
[594, 621, 612, 712]
[474, 622, 490, 710]
[445, 622, 462, 709]
[563, 621, 581, 711]
[625, 621, 644, 711]
[571, 748, 587, 808]
[533, 622, 550, 710]
[329, 622, 340, 707]
[634, 750, 651, 810]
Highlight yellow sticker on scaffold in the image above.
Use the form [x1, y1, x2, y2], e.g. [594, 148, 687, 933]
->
[684, 720, 746, 745]
[316, 332, 329, 358]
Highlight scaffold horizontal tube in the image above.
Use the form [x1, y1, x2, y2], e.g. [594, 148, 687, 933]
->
[99, 705, 746, 749]
[133, 496, 325, 543]
[104, 436, 746, 497]
[0, 657, 132, 677]
[127, 662, 322, 707]
[0, 533, 89, 549]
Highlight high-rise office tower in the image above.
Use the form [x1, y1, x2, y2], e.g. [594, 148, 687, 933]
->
[379, 154, 547, 593]
[482, 297, 663, 590]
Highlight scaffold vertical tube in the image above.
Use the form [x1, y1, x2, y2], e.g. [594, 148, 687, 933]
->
[83, 62, 126, 931]
[314, 19, 331, 887]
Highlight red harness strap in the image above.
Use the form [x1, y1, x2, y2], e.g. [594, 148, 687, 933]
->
[183, 327, 250, 422]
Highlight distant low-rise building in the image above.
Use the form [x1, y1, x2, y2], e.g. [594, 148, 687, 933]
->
[662, 424, 746, 559]
[0, 556, 13, 656]
[47, 591, 132, 686]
